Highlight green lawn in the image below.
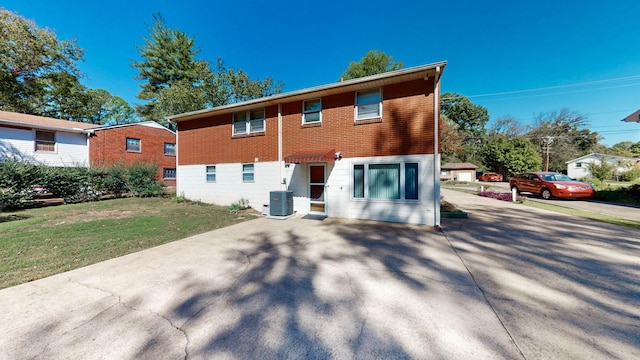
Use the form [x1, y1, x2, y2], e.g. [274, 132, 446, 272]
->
[0, 197, 258, 289]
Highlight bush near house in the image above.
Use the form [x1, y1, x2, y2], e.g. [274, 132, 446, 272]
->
[0, 159, 166, 210]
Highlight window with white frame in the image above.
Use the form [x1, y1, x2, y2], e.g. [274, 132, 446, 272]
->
[353, 162, 419, 200]
[126, 137, 141, 152]
[233, 109, 265, 135]
[35, 130, 55, 152]
[576, 162, 582, 168]
[206, 165, 216, 182]
[163, 168, 176, 179]
[355, 88, 381, 120]
[303, 99, 321, 124]
[164, 142, 175, 156]
[242, 164, 254, 182]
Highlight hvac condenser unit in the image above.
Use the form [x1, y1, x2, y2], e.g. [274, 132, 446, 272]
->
[269, 190, 293, 216]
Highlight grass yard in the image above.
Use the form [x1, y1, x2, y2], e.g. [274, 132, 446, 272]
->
[0, 197, 258, 289]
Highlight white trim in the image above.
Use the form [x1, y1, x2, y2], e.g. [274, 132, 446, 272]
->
[302, 98, 322, 125]
[232, 108, 266, 136]
[354, 88, 382, 121]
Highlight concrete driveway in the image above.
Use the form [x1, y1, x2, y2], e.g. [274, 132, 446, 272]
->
[441, 188, 640, 359]
[0, 189, 638, 359]
[0, 214, 520, 359]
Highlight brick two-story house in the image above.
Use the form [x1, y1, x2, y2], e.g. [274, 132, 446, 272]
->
[89, 122, 177, 187]
[168, 62, 446, 226]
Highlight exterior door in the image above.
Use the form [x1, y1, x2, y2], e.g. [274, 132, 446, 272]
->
[309, 164, 326, 214]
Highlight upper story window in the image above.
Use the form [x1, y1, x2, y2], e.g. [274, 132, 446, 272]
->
[164, 142, 175, 156]
[35, 130, 55, 152]
[233, 109, 265, 135]
[303, 99, 322, 124]
[126, 137, 141, 152]
[355, 88, 382, 121]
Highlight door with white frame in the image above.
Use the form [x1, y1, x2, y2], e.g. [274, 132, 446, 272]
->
[309, 164, 326, 214]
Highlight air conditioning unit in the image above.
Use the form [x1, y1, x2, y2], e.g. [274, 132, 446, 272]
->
[269, 190, 293, 216]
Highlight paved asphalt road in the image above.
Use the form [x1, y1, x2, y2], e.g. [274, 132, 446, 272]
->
[470, 181, 640, 222]
[0, 189, 638, 359]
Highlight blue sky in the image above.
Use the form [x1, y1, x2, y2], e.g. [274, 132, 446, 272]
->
[3, 0, 640, 146]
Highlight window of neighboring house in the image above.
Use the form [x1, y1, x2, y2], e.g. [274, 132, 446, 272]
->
[126, 137, 141, 152]
[233, 109, 265, 135]
[355, 88, 381, 121]
[303, 99, 322, 124]
[353, 162, 419, 200]
[35, 130, 55, 152]
[206, 165, 216, 182]
[576, 162, 582, 168]
[163, 168, 176, 179]
[242, 164, 254, 182]
[164, 142, 176, 156]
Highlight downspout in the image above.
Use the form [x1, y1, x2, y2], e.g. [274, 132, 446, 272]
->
[433, 66, 441, 227]
[278, 104, 284, 190]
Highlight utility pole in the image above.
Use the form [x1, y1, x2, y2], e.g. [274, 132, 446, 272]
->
[543, 136, 553, 171]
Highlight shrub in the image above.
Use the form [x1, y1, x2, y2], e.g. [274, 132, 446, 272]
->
[40, 166, 90, 203]
[619, 168, 640, 182]
[124, 162, 165, 197]
[228, 198, 251, 214]
[89, 165, 128, 197]
[0, 158, 40, 209]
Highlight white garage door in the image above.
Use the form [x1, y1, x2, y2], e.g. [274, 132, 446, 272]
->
[458, 172, 472, 182]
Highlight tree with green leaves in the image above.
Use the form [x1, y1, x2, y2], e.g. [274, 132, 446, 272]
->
[525, 109, 601, 172]
[481, 136, 542, 177]
[340, 50, 403, 80]
[440, 92, 489, 141]
[0, 9, 83, 114]
[133, 14, 284, 124]
[587, 156, 616, 184]
[132, 13, 213, 122]
[1, 9, 134, 125]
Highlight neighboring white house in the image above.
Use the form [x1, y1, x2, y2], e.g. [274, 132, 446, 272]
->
[566, 153, 640, 179]
[0, 111, 100, 166]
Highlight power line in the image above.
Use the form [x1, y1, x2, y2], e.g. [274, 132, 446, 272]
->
[451, 75, 640, 99]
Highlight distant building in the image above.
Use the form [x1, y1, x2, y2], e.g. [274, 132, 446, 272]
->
[566, 153, 640, 179]
[440, 162, 478, 182]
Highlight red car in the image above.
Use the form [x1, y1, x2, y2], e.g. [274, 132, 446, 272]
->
[478, 172, 503, 182]
[509, 172, 595, 199]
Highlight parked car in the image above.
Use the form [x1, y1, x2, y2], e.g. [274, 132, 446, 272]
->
[478, 172, 503, 182]
[509, 172, 595, 199]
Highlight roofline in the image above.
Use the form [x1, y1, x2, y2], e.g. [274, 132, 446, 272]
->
[167, 60, 447, 123]
[0, 119, 97, 135]
[566, 152, 640, 163]
[93, 121, 176, 134]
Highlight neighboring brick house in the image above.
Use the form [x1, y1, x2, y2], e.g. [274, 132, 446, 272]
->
[168, 62, 446, 226]
[440, 162, 478, 182]
[0, 110, 99, 166]
[89, 122, 177, 187]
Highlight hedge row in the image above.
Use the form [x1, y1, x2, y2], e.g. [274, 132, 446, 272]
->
[0, 158, 165, 210]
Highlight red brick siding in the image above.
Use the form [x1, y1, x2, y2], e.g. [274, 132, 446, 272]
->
[89, 125, 177, 186]
[177, 77, 436, 165]
[178, 107, 279, 164]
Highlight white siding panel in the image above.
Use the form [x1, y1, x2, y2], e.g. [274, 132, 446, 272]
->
[0, 127, 89, 167]
[325, 155, 437, 226]
[177, 162, 282, 210]
[177, 154, 438, 226]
